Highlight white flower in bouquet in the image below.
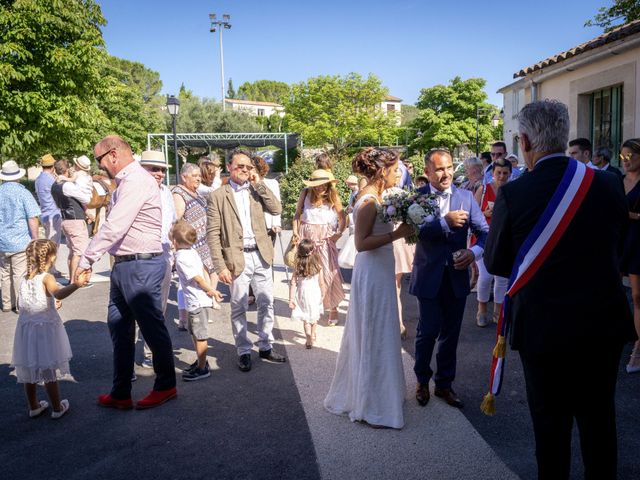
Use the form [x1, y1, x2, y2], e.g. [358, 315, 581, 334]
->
[407, 203, 427, 226]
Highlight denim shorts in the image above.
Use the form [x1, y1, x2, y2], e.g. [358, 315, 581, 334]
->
[188, 307, 213, 340]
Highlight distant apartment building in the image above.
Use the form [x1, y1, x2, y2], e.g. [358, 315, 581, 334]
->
[498, 20, 640, 165]
[225, 94, 402, 124]
[224, 98, 285, 117]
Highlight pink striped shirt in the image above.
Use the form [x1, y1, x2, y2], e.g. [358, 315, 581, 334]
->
[79, 161, 162, 269]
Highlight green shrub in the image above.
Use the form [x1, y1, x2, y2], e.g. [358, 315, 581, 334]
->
[272, 147, 299, 173]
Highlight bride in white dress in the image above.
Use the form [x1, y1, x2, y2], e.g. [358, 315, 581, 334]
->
[324, 148, 413, 429]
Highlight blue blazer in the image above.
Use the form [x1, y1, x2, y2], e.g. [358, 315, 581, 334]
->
[409, 185, 489, 300]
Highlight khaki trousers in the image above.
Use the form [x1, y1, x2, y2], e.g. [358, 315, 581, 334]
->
[0, 250, 27, 311]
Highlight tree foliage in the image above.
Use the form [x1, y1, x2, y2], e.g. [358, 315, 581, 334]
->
[585, 0, 640, 31]
[0, 0, 109, 162]
[285, 73, 398, 155]
[227, 77, 236, 99]
[237, 79, 290, 104]
[411, 77, 500, 153]
[99, 55, 164, 153]
[171, 87, 260, 133]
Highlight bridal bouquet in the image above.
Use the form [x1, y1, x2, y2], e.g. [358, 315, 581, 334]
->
[379, 188, 439, 244]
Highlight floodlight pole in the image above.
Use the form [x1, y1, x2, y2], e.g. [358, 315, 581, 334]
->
[210, 13, 232, 111]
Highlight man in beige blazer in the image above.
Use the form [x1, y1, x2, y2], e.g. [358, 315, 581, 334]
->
[207, 149, 285, 372]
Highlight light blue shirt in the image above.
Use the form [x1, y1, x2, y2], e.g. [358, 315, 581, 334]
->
[34, 171, 60, 220]
[0, 182, 41, 252]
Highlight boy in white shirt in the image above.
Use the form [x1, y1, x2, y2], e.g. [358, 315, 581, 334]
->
[172, 220, 223, 381]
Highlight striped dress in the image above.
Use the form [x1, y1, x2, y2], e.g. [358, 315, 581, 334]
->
[172, 185, 214, 274]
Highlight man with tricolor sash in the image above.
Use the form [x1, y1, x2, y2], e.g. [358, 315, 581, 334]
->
[483, 100, 635, 479]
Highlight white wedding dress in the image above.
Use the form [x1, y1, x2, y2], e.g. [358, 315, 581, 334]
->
[324, 194, 406, 429]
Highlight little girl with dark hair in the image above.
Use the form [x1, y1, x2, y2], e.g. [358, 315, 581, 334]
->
[289, 239, 324, 348]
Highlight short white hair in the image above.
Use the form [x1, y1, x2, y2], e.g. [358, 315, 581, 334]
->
[517, 100, 569, 154]
[180, 162, 200, 177]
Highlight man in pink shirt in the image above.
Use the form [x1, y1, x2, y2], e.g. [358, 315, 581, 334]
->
[76, 135, 176, 410]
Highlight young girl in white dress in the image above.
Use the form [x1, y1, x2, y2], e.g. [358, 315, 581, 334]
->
[289, 239, 324, 349]
[324, 148, 413, 429]
[11, 239, 90, 419]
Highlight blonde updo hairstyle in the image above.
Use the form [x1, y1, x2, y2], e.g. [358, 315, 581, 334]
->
[25, 239, 57, 278]
[352, 147, 399, 185]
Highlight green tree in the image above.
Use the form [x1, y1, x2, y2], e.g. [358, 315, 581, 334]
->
[585, 0, 640, 31]
[285, 73, 397, 155]
[401, 104, 419, 125]
[412, 77, 499, 153]
[170, 87, 260, 133]
[98, 55, 164, 152]
[237, 79, 290, 104]
[227, 78, 236, 99]
[0, 0, 109, 163]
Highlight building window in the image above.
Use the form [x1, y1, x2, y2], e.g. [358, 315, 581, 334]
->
[387, 103, 395, 111]
[590, 85, 623, 165]
[257, 108, 265, 116]
[512, 89, 524, 118]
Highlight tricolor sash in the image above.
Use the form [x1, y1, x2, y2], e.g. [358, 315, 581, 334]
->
[480, 159, 595, 415]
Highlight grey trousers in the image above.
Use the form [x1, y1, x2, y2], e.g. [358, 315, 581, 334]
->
[0, 251, 27, 311]
[230, 250, 275, 356]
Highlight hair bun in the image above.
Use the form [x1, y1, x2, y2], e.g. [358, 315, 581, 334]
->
[352, 148, 398, 178]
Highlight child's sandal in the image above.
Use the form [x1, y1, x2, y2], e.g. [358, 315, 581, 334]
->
[51, 399, 69, 420]
[29, 400, 49, 418]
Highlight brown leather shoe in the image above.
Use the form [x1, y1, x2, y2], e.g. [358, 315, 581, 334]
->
[416, 383, 430, 406]
[434, 387, 464, 409]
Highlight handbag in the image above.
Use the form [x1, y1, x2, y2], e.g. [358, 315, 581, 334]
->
[283, 237, 298, 268]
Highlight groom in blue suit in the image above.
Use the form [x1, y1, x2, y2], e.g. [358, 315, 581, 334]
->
[410, 148, 489, 408]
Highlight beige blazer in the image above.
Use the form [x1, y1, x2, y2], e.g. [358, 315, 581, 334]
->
[206, 181, 282, 276]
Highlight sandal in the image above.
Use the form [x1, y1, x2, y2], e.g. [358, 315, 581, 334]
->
[51, 399, 69, 419]
[29, 400, 49, 418]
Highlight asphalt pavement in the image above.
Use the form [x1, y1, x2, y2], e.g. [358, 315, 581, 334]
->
[0, 234, 638, 480]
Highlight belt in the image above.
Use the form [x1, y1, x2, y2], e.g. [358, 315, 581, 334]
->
[243, 245, 258, 252]
[113, 252, 162, 263]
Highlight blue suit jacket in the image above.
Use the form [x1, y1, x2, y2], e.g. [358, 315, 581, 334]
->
[409, 185, 489, 300]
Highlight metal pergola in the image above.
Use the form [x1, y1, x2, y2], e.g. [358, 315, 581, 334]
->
[146, 132, 299, 173]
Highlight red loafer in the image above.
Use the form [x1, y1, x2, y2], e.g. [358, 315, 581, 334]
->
[136, 387, 177, 410]
[97, 394, 133, 410]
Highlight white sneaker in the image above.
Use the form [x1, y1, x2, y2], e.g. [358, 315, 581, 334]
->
[51, 399, 69, 419]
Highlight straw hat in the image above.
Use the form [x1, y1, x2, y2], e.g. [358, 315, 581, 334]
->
[345, 175, 359, 185]
[74, 155, 91, 172]
[0, 160, 26, 181]
[303, 169, 338, 187]
[40, 154, 55, 167]
[140, 150, 170, 169]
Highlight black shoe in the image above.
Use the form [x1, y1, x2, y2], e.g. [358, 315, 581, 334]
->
[238, 354, 252, 372]
[182, 360, 209, 374]
[182, 365, 211, 381]
[259, 349, 287, 363]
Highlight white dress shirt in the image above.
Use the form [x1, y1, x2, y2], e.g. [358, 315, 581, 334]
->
[262, 177, 281, 230]
[229, 179, 256, 247]
[62, 170, 93, 206]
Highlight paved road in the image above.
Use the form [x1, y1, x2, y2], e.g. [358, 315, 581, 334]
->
[0, 235, 638, 480]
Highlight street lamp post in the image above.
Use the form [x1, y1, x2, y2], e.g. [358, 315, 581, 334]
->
[166, 95, 180, 184]
[210, 13, 232, 111]
[404, 128, 422, 157]
[475, 106, 501, 157]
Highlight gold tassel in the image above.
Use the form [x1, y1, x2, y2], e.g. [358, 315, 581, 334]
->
[480, 392, 496, 416]
[492, 335, 507, 358]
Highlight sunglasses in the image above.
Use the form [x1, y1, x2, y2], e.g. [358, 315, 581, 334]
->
[147, 166, 166, 173]
[620, 153, 634, 162]
[95, 148, 115, 163]
[236, 164, 254, 171]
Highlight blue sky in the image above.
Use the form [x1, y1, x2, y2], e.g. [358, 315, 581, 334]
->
[100, 0, 608, 107]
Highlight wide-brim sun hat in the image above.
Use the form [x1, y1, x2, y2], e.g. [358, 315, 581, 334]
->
[74, 155, 91, 172]
[303, 169, 338, 187]
[0, 160, 26, 181]
[140, 150, 170, 169]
